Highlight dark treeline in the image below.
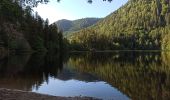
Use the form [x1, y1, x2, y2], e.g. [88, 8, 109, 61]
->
[0, 0, 65, 53]
[69, 29, 161, 50]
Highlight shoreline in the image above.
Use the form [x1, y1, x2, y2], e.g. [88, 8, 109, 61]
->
[0, 88, 99, 100]
[69, 50, 170, 53]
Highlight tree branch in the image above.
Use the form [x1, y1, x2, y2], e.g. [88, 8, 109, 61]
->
[16, 0, 112, 7]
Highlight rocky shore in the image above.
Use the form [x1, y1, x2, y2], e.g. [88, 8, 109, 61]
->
[0, 88, 99, 100]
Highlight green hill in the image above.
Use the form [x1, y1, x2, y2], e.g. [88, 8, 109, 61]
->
[54, 18, 101, 36]
[69, 0, 170, 50]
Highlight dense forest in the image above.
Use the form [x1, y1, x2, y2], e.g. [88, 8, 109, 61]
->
[0, 0, 64, 53]
[55, 18, 101, 36]
[69, 0, 170, 51]
[1, 0, 170, 52]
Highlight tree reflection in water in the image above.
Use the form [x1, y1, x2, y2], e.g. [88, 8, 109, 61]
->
[67, 51, 170, 100]
[0, 51, 169, 100]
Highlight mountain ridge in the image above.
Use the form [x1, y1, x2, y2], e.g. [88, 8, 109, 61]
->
[54, 18, 102, 36]
[68, 0, 170, 50]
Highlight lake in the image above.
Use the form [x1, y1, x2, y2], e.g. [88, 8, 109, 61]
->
[0, 51, 170, 100]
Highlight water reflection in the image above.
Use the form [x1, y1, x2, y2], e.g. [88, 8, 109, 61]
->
[0, 51, 170, 100]
[0, 52, 64, 90]
[33, 78, 128, 100]
[68, 51, 170, 100]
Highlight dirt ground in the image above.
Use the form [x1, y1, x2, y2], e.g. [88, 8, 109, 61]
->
[0, 88, 99, 100]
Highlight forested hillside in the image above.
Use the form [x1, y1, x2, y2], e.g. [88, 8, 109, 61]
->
[0, 0, 64, 53]
[55, 18, 101, 36]
[69, 0, 170, 51]
[2, 0, 170, 52]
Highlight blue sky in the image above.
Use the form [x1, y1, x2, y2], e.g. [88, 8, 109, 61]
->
[33, 0, 128, 24]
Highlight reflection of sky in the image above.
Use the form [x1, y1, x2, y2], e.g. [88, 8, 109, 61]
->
[32, 77, 129, 100]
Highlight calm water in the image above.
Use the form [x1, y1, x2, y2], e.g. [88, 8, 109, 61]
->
[0, 51, 170, 100]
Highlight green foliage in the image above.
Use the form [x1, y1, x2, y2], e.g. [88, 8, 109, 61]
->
[162, 27, 170, 50]
[69, 0, 170, 50]
[0, 0, 65, 52]
[30, 36, 46, 51]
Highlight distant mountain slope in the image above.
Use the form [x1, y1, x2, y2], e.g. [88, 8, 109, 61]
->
[54, 18, 101, 35]
[69, 0, 170, 50]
